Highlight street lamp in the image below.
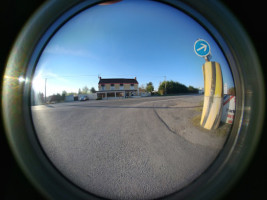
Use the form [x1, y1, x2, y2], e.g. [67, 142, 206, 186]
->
[44, 78, 47, 104]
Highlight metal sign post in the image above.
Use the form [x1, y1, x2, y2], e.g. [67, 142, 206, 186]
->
[194, 39, 223, 130]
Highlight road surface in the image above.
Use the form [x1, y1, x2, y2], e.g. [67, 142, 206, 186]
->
[32, 95, 228, 200]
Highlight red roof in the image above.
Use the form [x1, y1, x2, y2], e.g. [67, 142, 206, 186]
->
[98, 78, 138, 84]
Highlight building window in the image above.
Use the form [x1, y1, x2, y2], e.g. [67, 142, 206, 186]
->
[130, 84, 134, 89]
[101, 84, 105, 90]
[111, 84, 114, 90]
[120, 84, 124, 90]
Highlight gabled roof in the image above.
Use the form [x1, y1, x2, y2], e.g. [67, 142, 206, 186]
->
[99, 78, 138, 84]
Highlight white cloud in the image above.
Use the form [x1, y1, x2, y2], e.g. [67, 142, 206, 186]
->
[44, 44, 97, 59]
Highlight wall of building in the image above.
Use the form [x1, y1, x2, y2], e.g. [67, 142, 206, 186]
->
[88, 93, 97, 100]
[106, 84, 111, 90]
[98, 83, 138, 91]
[65, 95, 74, 102]
[115, 84, 120, 90]
[78, 94, 97, 100]
[124, 84, 130, 90]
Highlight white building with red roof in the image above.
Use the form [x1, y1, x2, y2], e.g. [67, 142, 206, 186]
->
[97, 77, 139, 99]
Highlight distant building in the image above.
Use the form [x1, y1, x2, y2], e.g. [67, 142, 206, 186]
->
[65, 95, 74, 102]
[97, 77, 139, 99]
[224, 83, 228, 95]
[198, 87, 204, 94]
[78, 93, 97, 100]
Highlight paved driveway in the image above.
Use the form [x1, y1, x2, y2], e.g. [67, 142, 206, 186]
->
[32, 95, 228, 200]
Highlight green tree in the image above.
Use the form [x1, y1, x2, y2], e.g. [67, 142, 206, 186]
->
[82, 86, 89, 94]
[78, 88, 82, 94]
[90, 87, 96, 93]
[67, 92, 77, 96]
[158, 80, 188, 95]
[188, 86, 199, 93]
[146, 82, 154, 93]
[62, 90, 67, 99]
[139, 84, 146, 93]
[50, 93, 63, 103]
[228, 87, 235, 96]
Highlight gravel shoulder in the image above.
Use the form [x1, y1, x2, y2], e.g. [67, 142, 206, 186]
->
[153, 96, 229, 150]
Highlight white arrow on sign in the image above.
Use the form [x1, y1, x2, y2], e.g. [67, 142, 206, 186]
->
[197, 43, 207, 52]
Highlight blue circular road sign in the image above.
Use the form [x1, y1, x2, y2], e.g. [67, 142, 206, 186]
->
[194, 39, 211, 57]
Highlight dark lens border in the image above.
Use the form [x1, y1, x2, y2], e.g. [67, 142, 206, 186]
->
[2, 0, 264, 199]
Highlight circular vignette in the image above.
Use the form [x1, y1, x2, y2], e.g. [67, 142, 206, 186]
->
[2, 0, 264, 200]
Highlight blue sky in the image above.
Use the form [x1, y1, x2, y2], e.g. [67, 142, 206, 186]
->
[33, 0, 234, 96]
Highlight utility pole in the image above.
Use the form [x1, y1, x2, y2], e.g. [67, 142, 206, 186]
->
[44, 78, 47, 104]
[164, 76, 166, 95]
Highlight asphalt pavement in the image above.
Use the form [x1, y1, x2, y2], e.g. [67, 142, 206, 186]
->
[31, 95, 228, 200]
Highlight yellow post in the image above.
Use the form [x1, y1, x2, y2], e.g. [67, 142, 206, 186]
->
[200, 61, 223, 130]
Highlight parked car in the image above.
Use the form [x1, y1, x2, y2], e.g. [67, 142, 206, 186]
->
[79, 96, 89, 101]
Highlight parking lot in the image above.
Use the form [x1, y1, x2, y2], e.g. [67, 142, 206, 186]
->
[32, 95, 229, 199]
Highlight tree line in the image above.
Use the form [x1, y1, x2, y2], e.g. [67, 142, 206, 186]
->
[142, 81, 199, 95]
[145, 81, 235, 96]
[31, 86, 96, 105]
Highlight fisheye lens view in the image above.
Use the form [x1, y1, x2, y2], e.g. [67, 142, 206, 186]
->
[31, 0, 235, 199]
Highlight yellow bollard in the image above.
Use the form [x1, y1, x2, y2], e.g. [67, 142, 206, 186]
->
[200, 61, 223, 130]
